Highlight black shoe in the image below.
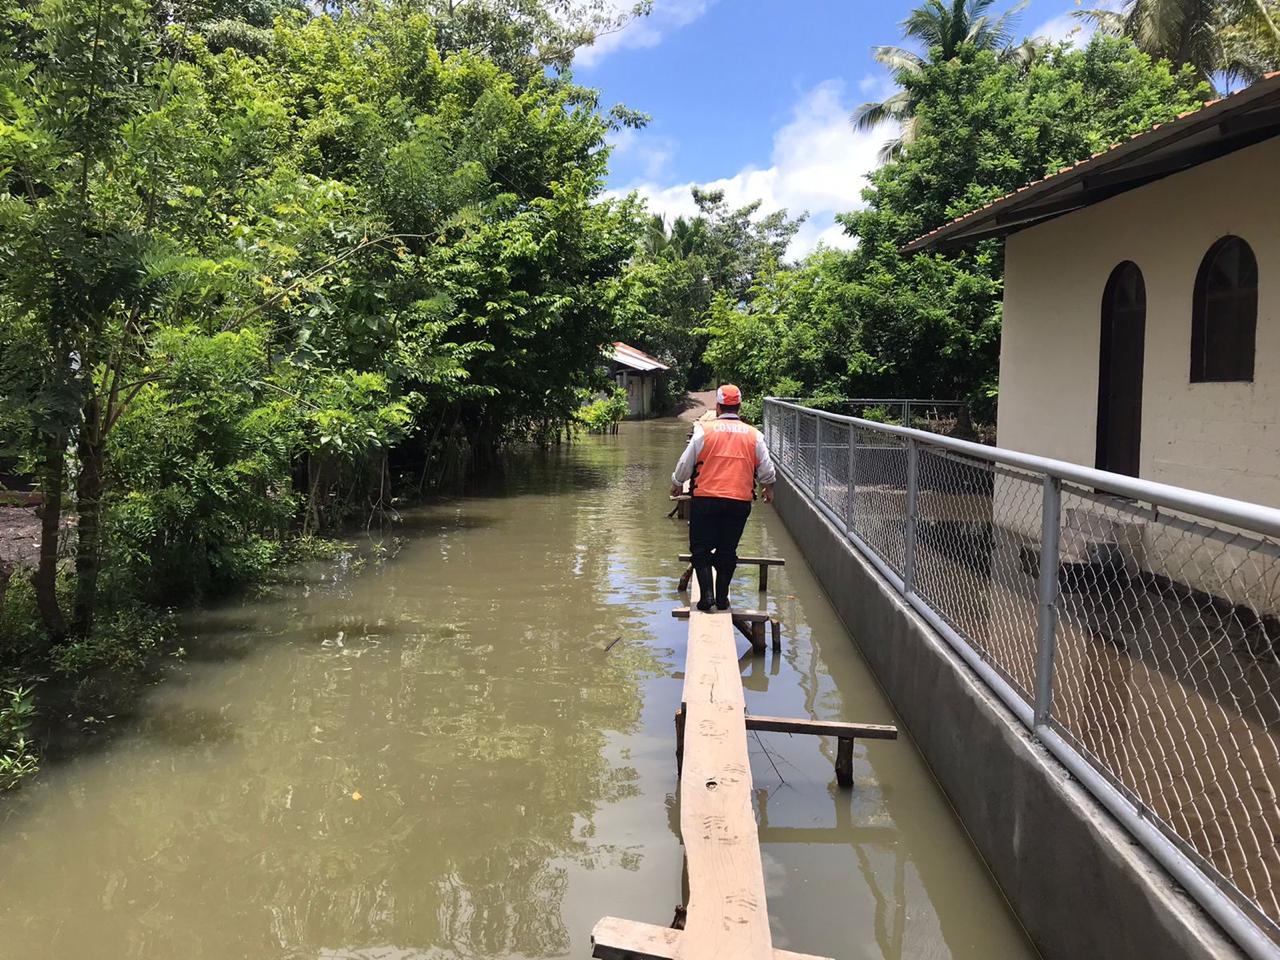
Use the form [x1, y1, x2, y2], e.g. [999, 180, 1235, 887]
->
[694, 566, 715, 612]
[714, 563, 735, 611]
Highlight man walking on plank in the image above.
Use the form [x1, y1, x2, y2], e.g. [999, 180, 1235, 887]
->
[670, 384, 776, 612]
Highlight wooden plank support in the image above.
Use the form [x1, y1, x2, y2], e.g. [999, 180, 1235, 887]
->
[677, 553, 785, 566]
[674, 702, 686, 776]
[751, 619, 767, 654]
[671, 607, 771, 622]
[744, 714, 898, 790]
[770, 617, 781, 653]
[836, 738, 854, 788]
[677, 554, 784, 592]
[590, 917, 832, 960]
[743, 715, 899, 740]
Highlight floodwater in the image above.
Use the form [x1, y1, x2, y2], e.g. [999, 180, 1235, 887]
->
[0, 421, 1038, 960]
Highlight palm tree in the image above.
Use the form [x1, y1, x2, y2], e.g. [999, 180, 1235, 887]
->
[852, 0, 1028, 162]
[641, 214, 710, 261]
[1076, 0, 1280, 88]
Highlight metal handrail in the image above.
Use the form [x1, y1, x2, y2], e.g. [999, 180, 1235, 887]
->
[765, 397, 1280, 960]
[766, 397, 1280, 541]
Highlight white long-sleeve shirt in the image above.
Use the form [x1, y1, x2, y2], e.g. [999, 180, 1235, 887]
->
[671, 414, 777, 489]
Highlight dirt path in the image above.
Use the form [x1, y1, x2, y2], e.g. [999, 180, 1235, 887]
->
[677, 389, 716, 421]
[0, 507, 44, 570]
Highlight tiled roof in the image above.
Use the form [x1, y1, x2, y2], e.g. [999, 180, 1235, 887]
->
[903, 71, 1280, 253]
[609, 341, 671, 372]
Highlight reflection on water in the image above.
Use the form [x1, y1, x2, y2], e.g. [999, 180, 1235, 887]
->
[0, 422, 1036, 960]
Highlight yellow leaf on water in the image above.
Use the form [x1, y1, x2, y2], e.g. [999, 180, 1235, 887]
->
[351, 791, 363, 801]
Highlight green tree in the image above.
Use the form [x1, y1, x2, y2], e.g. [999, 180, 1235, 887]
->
[706, 37, 1209, 414]
[1, 0, 645, 647]
[614, 189, 804, 407]
[0, 0, 163, 637]
[853, 0, 1028, 161]
[1078, 0, 1280, 86]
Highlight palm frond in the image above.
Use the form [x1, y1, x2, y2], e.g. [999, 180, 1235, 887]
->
[875, 114, 919, 164]
[1005, 36, 1049, 67]
[1073, 9, 1126, 35]
[902, 0, 949, 50]
[851, 99, 894, 132]
[851, 88, 913, 133]
[877, 136, 907, 164]
[1133, 0, 1190, 61]
[871, 44, 926, 76]
[985, 0, 1029, 48]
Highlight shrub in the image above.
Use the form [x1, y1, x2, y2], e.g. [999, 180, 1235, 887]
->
[576, 387, 629, 433]
[0, 683, 39, 790]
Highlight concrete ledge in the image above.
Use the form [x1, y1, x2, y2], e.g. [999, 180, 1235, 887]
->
[773, 473, 1242, 960]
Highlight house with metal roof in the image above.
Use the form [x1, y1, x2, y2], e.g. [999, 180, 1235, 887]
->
[607, 341, 670, 419]
[908, 71, 1280, 507]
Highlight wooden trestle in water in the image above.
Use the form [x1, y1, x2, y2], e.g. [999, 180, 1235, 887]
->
[592, 559, 899, 960]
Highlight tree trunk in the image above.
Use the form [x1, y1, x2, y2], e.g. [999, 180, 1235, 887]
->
[33, 434, 67, 641]
[73, 395, 104, 637]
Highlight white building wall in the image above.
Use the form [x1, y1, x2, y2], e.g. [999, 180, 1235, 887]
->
[998, 136, 1280, 507]
[615, 371, 656, 418]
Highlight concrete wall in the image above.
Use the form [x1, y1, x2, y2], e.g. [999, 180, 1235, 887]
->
[999, 136, 1280, 507]
[773, 471, 1243, 960]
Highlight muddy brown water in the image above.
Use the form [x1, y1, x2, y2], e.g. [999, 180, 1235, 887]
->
[0, 421, 1038, 960]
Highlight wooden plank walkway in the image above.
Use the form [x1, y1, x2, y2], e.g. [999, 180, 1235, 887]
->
[676, 608, 774, 959]
[593, 606, 833, 960]
[593, 561, 894, 960]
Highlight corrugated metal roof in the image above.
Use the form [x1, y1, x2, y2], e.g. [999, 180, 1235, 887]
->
[609, 341, 671, 373]
[903, 71, 1280, 253]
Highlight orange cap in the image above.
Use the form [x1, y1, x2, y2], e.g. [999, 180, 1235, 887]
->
[716, 384, 742, 406]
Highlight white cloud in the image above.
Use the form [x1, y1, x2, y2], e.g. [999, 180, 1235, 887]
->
[610, 79, 891, 259]
[574, 0, 712, 68]
[1031, 0, 1124, 46]
[858, 71, 897, 100]
[1031, 11, 1088, 44]
[608, 126, 676, 180]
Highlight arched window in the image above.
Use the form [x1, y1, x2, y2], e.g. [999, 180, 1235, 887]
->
[1191, 236, 1257, 383]
[1097, 262, 1146, 477]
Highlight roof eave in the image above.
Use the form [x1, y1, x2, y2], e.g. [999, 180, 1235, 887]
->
[901, 72, 1280, 256]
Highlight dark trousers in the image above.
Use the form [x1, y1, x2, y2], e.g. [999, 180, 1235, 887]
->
[689, 496, 751, 599]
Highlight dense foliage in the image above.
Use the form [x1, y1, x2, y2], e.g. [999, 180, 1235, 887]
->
[0, 0, 648, 774]
[611, 187, 804, 410]
[702, 36, 1211, 418]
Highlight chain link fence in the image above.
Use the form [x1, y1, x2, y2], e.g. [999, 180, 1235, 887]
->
[764, 399, 1280, 959]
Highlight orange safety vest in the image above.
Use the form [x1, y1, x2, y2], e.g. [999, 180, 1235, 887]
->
[693, 418, 759, 501]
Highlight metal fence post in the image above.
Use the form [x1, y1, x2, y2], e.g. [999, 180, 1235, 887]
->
[792, 407, 800, 469]
[813, 415, 822, 499]
[1033, 474, 1062, 726]
[903, 438, 919, 593]
[903, 401, 913, 430]
[845, 422, 857, 534]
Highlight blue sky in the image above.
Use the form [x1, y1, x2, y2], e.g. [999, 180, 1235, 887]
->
[572, 0, 1105, 256]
